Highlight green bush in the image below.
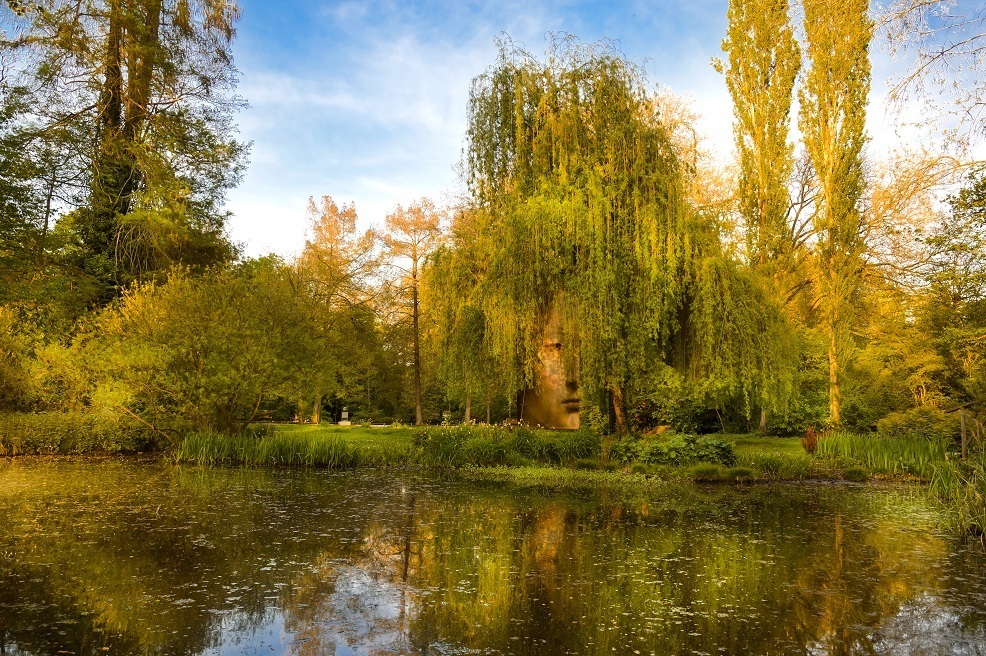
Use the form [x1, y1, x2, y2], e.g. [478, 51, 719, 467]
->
[0, 412, 147, 455]
[414, 425, 600, 468]
[725, 467, 756, 482]
[611, 434, 736, 467]
[877, 406, 959, 442]
[690, 463, 726, 482]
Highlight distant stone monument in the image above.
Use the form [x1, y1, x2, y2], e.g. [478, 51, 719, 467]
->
[338, 406, 351, 426]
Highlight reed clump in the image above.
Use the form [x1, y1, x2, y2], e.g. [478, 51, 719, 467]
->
[174, 427, 415, 468]
[929, 453, 986, 538]
[815, 431, 947, 479]
[736, 451, 816, 481]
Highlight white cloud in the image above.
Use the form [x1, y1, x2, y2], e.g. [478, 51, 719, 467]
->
[226, 0, 977, 259]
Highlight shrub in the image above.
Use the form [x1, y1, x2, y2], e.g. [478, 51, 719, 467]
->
[877, 406, 959, 442]
[611, 434, 736, 467]
[0, 412, 147, 455]
[690, 463, 726, 482]
[801, 427, 820, 454]
[414, 425, 600, 468]
[726, 467, 755, 482]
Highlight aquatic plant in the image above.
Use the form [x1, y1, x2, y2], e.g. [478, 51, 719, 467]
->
[725, 466, 756, 482]
[737, 451, 815, 481]
[690, 463, 727, 482]
[816, 431, 947, 479]
[843, 467, 869, 482]
[929, 453, 986, 537]
[173, 429, 416, 468]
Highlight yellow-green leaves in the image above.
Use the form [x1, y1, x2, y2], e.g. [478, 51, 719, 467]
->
[717, 0, 800, 269]
[800, 0, 873, 424]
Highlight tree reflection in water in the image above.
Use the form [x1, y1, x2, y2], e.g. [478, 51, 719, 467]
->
[0, 461, 984, 655]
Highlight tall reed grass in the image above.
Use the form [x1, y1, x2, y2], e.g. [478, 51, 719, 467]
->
[816, 431, 947, 479]
[929, 453, 986, 537]
[173, 429, 414, 468]
[173, 424, 598, 469]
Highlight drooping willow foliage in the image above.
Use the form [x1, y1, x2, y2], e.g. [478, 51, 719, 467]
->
[437, 37, 797, 429]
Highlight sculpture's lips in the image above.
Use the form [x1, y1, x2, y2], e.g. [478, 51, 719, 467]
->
[562, 398, 581, 408]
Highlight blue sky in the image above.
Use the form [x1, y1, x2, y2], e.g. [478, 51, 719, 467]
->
[224, 0, 964, 257]
[227, 0, 737, 256]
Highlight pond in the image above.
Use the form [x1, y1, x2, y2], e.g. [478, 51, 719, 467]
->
[0, 460, 984, 655]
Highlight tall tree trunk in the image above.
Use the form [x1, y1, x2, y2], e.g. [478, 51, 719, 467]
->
[98, 2, 124, 149]
[123, 0, 161, 143]
[827, 323, 841, 425]
[89, 0, 125, 253]
[412, 261, 423, 426]
[759, 408, 768, 433]
[119, 0, 162, 209]
[35, 174, 55, 270]
[611, 385, 629, 436]
[312, 393, 322, 425]
[486, 391, 491, 424]
[464, 389, 472, 423]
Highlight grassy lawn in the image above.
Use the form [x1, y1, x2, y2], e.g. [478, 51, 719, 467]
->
[272, 425, 809, 457]
[719, 434, 806, 456]
[272, 423, 415, 450]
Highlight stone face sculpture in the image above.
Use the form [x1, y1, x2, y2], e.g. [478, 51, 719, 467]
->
[520, 301, 580, 430]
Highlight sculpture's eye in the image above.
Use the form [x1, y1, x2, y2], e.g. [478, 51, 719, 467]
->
[552, 342, 563, 351]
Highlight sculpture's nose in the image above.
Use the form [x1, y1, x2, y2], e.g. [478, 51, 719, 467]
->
[565, 370, 579, 393]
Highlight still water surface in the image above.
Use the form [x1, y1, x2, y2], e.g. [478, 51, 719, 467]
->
[0, 460, 984, 655]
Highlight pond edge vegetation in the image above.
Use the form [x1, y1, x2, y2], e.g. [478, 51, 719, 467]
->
[4, 414, 980, 538]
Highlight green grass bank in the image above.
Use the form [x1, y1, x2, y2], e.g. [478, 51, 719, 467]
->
[3, 414, 983, 537]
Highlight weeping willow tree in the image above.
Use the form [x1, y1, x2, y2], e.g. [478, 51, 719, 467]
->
[424, 205, 509, 423]
[455, 37, 795, 434]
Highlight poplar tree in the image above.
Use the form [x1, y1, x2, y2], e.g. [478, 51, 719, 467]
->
[799, 0, 873, 424]
[715, 0, 800, 431]
[715, 0, 800, 271]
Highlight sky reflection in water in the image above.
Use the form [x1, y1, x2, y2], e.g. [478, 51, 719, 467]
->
[0, 460, 984, 655]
